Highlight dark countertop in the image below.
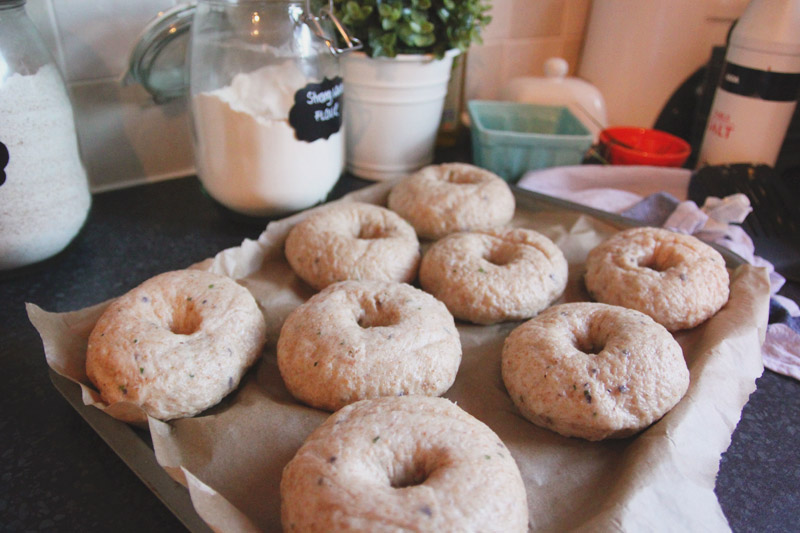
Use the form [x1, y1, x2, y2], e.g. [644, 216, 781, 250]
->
[1, 174, 798, 532]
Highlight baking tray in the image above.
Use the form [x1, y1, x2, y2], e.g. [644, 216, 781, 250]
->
[46, 186, 749, 531]
[49, 368, 213, 533]
[514, 186, 746, 267]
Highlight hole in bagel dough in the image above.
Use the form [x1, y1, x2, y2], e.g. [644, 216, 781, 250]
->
[170, 301, 203, 335]
[357, 305, 400, 329]
[356, 222, 388, 240]
[637, 245, 681, 273]
[638, 255, 668, 272]
[443, 167, 482, 185]
[484, 242, 517, 267]
[574, 333, 605, 356]
[389, 455, 434, 489]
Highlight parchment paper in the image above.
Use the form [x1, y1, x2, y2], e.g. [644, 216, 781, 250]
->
[28, 181, 771, 532]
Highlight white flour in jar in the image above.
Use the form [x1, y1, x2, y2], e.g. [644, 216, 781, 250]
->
[0, 64, 91, 270]
[192, 61, 344, 217]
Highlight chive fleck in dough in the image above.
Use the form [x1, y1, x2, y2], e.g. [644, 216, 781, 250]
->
[502, 302, 689, 441]
[280, 396, 529, 532]
[277, 280, 461, 411]
[419, 227, 568, 324]
[285, 202, 421, 291]
[584, 226, 730, 331]
[86, 269, 267, 421]
[387, 162, 515, 240]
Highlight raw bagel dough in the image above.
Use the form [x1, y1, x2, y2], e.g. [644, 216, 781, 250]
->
[285, 202, 420, 291]
[280, 396, 529, 532]
[419, 227, 568, 324]
[86, 269, 267, 420]
[388, 162, 515, 240]
[502, 302, 689, 441]
[277, 280, 461, 411]
[584, 226, 730, 331]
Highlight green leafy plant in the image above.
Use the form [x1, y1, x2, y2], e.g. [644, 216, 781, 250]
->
[333, 0, 492, 59]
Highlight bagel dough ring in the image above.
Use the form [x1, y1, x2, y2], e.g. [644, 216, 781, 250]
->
[387, 162, 515, 240]
[280, 396, 529, 532]
[86, 269, 267, 421]
[502, 302, 689, 441]
[285, 202, 421, 291]
[419, 227, 568, 324]
[584, 226, 730, 331]
[277, 280, 461, 411]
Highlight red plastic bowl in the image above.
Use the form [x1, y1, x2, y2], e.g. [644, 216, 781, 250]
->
[599, 127, 691, 167]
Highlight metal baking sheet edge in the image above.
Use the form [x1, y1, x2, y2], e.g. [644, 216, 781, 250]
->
[49, 369, 213, 533]
[512, 185, 747, 268]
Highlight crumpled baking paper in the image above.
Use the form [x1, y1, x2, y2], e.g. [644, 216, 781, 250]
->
[29, 180, 770, 532]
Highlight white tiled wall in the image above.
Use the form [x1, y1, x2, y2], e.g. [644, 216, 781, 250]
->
[466, 0, 591, 101]
[27, 0, 194, 192]
[25, 0, 590, 191]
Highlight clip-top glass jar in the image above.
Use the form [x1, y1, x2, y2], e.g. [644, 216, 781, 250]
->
[0, 0, 91, 271]
[127, 0, 360, 218]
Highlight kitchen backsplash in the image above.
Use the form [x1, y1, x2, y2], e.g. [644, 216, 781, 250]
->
[466, 0, 590, 101]
[27, 0, 589, 191]
[27, 0, 193, 191]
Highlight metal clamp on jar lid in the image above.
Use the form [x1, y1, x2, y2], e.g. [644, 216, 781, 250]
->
[301, 0, 362, 55]
[124, 0, 361, 102]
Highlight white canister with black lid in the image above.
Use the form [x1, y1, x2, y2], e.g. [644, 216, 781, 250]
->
[698, 0, 800, 167]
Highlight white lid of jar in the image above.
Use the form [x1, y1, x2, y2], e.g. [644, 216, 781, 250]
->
[500, 58, 608, 137]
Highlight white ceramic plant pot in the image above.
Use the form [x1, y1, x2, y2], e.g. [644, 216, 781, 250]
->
[341, 49, 458, 181]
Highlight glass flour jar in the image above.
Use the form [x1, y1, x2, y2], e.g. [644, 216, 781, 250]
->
[128, 0, 360, 218]
[0, 0, 91, 271]
[192, 0, 353, 217]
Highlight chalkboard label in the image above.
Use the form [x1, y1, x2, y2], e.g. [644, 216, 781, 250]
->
[289, 77, 344, 142]
[0, 141, 8, 187]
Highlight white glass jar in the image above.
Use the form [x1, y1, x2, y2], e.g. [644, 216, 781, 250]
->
[0, 0, 91, 270]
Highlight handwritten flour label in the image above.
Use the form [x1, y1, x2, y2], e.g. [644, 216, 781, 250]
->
[0, 141, 8, 187]
[289, 77, 344, 142]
